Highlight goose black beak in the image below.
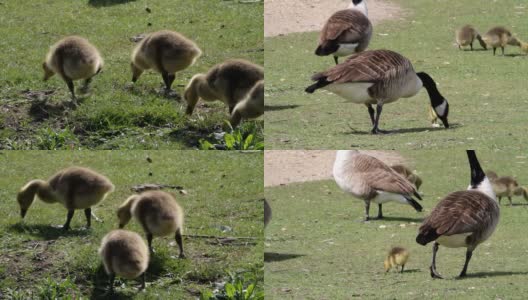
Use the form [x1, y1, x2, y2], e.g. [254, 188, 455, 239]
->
[440, 116, 449, 129]
[20, 209, 27, 219]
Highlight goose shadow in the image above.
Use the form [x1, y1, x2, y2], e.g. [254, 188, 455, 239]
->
[503, 53, 526, 58]
[460, 271, 528, 279]
[89, 264, 136, 300]
[264, 105, 300, 111]
[28, 99, 71, 121]
[461, 48, 487, 52]
[378, 216, 424, 223]
[386, 268, 421, 274]
[88, 0, 137, 7]
[265, 252, 306, 262]
[8, 223, 90, 240]
[343, 123, 461, 135]
[502, 202, 528, 207]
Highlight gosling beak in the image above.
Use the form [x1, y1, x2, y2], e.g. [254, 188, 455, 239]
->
[20, 209, 27, 219]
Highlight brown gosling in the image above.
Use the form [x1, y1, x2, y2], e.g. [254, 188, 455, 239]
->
[43, 36, 103, 103]
[384, 247, 410, 273]
[456, 25, 487, 51]
[131, 30, 201, 93]
[184, 59, 264, 116]
[514, 186, 528, 202]
[17, 167, 114, 230]
[482, 26, 528, 55]
[264, 199, 272, 227]
[391, 164, 423, 190]
[486, 170, 521, 206]
[230, 80, 264, 128]
[99, 229, 149, 293]
[117, 190, 185, 257]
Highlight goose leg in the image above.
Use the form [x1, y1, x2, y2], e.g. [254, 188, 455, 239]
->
[430, 242, 443, 279]
[175, 228, 185, 258]
[63, 210, 74, 231]
[166, 74, 176, 91]
[371, 103, 388, 134]
[375, 203, 383, 219]
[470, 42, 473, 51]
[140, 272, 146, 290]
[147, 233, 154, 253]
[493, 47, 496, 56]
[509, 196, 512, 206]
[84, 208, 91, 229]
[366, 104, 375, 125]
[333, 56, 339, 65]
[80, 77, 92, 93]
[501, 47, 505, 55]
[364, 200, 371, 221]
[401, 264, 405, 273]
[458, 249, 473, 278]
[109, 273, 115, 293]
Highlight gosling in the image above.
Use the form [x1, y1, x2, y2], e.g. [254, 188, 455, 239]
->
[99, 229, 149, 293]
[487, 170, 524, 206]
[456, 25, 487, 51]
[131, 30, 201, 93]
[384, 246, 410, 273]
[482, 26, 528, 55]
[117, 190, 185, 257]
[43, 36, 103, 103]
[184, 59, 264, 116]
[17, 167, 114, 230]
[230, 80, 264, 127]
[391, 164, 423, 190]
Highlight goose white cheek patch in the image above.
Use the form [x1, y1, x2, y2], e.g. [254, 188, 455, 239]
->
[435, 100, 447, 116]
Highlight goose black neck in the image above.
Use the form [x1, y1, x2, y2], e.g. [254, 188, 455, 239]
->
[352, 0, 363, 4]
[467, 150, 486, 188]
[417, 72, 445, 107]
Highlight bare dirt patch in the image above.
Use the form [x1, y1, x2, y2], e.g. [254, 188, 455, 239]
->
[264, 0, 403, 37]
[264, 150, 407, 187]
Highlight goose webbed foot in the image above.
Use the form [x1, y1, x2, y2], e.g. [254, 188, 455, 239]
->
[430, 266, 444, 279]
[371, 128, 390, 134]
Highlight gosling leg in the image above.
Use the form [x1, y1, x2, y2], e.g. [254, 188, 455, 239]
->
[84, 208, 91, 229]
[63, 210, 74, 231]
[175, 228, 185, 258]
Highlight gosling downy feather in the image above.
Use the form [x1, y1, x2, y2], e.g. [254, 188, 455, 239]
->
[333, 150, 423, 221]
[384, 246, 410, 273]
[416, 150, 499, 279]
[230, 80, 264, 127]
[456, 25, 487, 50]
[131, 30, 201, 92]
[391, 164, 423, 190]
[482, 26, 528, 55]
[118, 190, 185, 257]
[43, 36, 103, 102]
[17, 166, 114, 230]
[306, 49, 450, 134]
[99, 229, 149, 292]
[315, 0, 372, 64]
[184, 59, 263, 116]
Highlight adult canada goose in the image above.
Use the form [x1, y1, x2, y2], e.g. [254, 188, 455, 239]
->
[391, 164, 423, 190]
[315, 0, 372, 65]
[17, 167, 114, 230]
[416, 150, 499, 279]
[131, 30, 201, 93]
[184, 59, 263, 116]
[482, 26, 528, 55]
[117, 190, 185, 257]
[264, 198, 272, 227]
[99, 229, 149, 293]
[230, 80, 264, 127]
[384, 246, 410, 273]
[43, 36, 103, 103]
[333, 150, 423, 221]
[456, 25, 487, 51]
[305, 50, 450, 134]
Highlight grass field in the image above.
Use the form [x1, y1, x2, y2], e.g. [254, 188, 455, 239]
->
[265, 0, 528, 149]
[0, 0, 263, 150]
[265, 150, 528, 299]
[0, 151, 263, 299]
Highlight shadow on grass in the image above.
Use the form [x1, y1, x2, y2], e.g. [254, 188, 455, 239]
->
[169, 124, 219, 147]
[89, 264, 135, 300]
[461, 270, 528, 279]
[379, 216, 424, 223]
[501, 202, 528, 207]
[8, 223, 90, 240]
[503, 53, 527, 57]
[28, 100, 70, 122]
[264, 105, 300, 111]
[461, 48, 488, 52]
[264, 252, 305, 262]
[87, 0, 136, 7]
[343, 123, 461, 135]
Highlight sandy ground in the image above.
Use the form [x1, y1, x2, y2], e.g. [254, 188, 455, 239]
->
[264, 0, 402, 37]
[264, 150, 407, 187]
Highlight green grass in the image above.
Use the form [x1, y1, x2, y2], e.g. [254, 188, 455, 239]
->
[0, 0, 263, 149]
[264, 0, 528, 149]
[0, 151, 263, 299]
[265, 150, 528, 299]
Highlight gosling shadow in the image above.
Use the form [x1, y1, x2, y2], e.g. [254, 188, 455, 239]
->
[8, 223, 90, 240]
[88, 0, 137, 7]
[503, 53, 526, 58]
[89, 264, 136, 300]
[264, 105, 300, 112]
[462, 48, 487, 52]
[264, 252, 306, 262]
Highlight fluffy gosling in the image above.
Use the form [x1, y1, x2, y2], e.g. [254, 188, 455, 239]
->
[118, 190, 185, 257]
[184, 59, 264, 116]
[482, 26, 528, 55]
[131, 30, 201, 93]
[456, 25, 487, 51]
[230, 80, 264, 127]
[384, 247, 410, 273]
[99, 229, 149, 293]
[43, 36, 103, 103]
[17, 167, 114, 230]
[391, 164, 423, 190]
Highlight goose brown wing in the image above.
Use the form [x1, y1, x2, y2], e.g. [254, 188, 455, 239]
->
[419, 190, 498, 236]
[354, 154, 417, 196]
[319, 50, 413, 84]
[320, 10, 371, 43]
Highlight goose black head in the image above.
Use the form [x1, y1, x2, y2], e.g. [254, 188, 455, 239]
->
[417, 72, 449, 128]
[467, 150, 486, 189]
